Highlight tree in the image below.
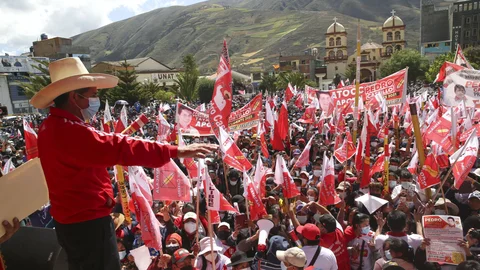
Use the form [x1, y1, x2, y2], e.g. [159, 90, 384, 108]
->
[276, 72, 306, 90]
[18, 59, 50, 98]
[345, 65, 356, 82]
[102, 60, 141, 104]
[380, 49, 429, 83]
[137, 81, 163, 104]
[197, 78, 215, 103]
[259, 74, 277, 93]
[154, 90, 175, 103]
[174, 55, 199, 102]
[425, 52, 454, 83]
[464, 46, 480, 69]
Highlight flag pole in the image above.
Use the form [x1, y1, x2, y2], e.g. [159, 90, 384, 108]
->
[353, 19, 361, 143]
[409, 103, 431, 199]
[223, 162, 230, 196]
[383, 127, 390, 194]
[195, 185, 201, 246]
[207, 210, 217, 270]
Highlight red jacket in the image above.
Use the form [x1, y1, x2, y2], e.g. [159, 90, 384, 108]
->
[38, 108, 178, 224]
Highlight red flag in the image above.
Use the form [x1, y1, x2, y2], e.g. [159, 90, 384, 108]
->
[355, 112, 368, 172]
[298, 105, 316, 124]
[218, 127, 252, 171]
[271, 121, 285, 151]
[431, 142, 449, 169]
[129, 167, 163, 250]
[334, 135, 348, 164]
[153, 159, 192, 202]
[319, 154, 341, 206]
[265, 101, 275, 130]
[209, 40, 233, 136]
[450, 130, 479, 189]
[277, 101, 289, 140]
[294, 94, 304, 109]
[369, 154, 385, 178]
[178, 132, 198, 178]
[294, 136, 314, 168]
[243, 171, 267, 221]
[274, 155, 300, 199]
[454, 44, 474, 69]
[2, 158, 16, 175]
[254, 156, 267, 198]
[418, 153, 441, 190]
[257, 121, 269, 158]
[407, 151, 419, 175]
[114, 105, 128, 133]
[285, 83, 296, 103]
[425, 114, 455, 155]
[337, 80, 345, 89]
[23, 118, 38, 160]
[125, 114, 149, 135]
[156, 112, 171, 143]
[435, 61, 464, 83]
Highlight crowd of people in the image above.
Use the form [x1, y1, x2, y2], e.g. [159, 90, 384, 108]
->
[0, 64, 479, 270]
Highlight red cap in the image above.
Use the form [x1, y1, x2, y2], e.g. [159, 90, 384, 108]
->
[296, 224, 320, 241]
[172, 248, 194, 264]
[298, 138, 306, 144]
[166, 233, 183, 247]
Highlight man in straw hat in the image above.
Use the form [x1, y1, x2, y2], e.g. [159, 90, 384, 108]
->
[30, 57, 217, 270]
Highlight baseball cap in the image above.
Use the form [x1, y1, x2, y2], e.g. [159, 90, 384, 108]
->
[293, 149, 302, 156]
[172, 248, 194, 264]
[276, 247, 307, 267]
[298, 138, 306, 144]
[314, 214, 337, 233]
[296, 223, 320, 241]
[184, 212, 197, 221]
[469, 190, 480, 201]
[218, 222, 231, 230]
[336, 181, 351, 191]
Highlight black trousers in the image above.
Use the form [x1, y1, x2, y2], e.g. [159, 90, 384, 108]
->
[54, 216, 121, 270]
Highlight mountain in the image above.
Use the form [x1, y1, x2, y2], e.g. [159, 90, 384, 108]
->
[72, 0, 422, 74]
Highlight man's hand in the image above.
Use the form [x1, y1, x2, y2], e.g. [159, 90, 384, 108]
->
[177, 144, 218, 159]
[0, 218, 20, 244]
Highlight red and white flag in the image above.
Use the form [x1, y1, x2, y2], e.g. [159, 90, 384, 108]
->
[337, 80, 345, 89]
[103, 100, 113, 133]
[369, 154, 385, 178]
[298, 105, 316, 124]
[454, 44, 474, 69]
[265, 101, 275, 129]
[2, 158, 15, 175]
[277, 101, 289, 140]
[274, 155, 300, 199]
[125, 114, 149, 135]
[319, 153, 341, 206]
[418, 153, 440, 190]
[294, 94, 304, 109]
[243, 171, 267, 221]
[450, 130, 479, 189]
[129, 167, 163, 250]
[209, 40, 233, 136]
[217, 127, 252, 171]
[253, 156, 267, 198]
[153, 159, 192, 202]
[204, 163, 237, 212]
[156, 112, 171, 143]
[23, 118, 38, 160]
[195, 103, 206, 112]
[294, 136, 314, 168]
[285, 83, 296, 103]
[114, 105, 128, 133]
[334, 132, 356, 164]
[407, 151, 419, 175]
[257, 121, 269, 158]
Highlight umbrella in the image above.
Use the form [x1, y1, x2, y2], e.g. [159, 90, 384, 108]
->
[115, 100, 129, 106]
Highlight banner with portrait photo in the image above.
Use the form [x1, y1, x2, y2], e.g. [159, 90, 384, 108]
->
[304, 85, 319, 105]
[329, 68, 408, 108]
[174, 103, 213, 137]
[442, 69, 480, 108]
[229, 93, 263, 132]
[422, 215, 466, 265]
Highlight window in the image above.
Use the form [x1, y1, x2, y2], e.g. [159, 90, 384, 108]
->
[329, 51, 335, 59]
[466, 17, 471, 24]
[396, 45, 402, 51]
[395, 31, 401, 40]
[336, 37, 342, 46]
[475, 2, 478, 9]
[466, 30, 471, 37]
[445, 42, 451, 46]
[387, 32, 393, 41]
[454, 5, 458, 12]
[386, 46, 393, 55]
[474, 15, 478, 22]
[361, 55, 368, 62]
[329, 38, 334, 46]
[337, 50, 343, 58]
[474, 29, 478, 36]
[301, 60, 306, 64]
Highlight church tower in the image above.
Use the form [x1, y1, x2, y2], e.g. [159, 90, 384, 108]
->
[325, 18, 348, 80]
[382, 10, 406, 59]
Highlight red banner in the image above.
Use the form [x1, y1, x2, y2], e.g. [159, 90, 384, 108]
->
[153, 160, 191, 202]
[330, 68, 407, 108]
[229, 93, 262, 132]
[23, 118, 38, 160]
[425, 116, 455, 155]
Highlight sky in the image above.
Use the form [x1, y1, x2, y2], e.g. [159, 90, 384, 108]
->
[0, 0, 204, 56]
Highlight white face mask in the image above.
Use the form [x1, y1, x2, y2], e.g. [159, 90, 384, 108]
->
[194, 139, 200, 143]
[401, 182, 411, 189]
[361, 226, 370, 235]
[308, 196, 316, 202]
[371, 142, 378, 147]
[389, 181, 397, 188]
[229, 180, 238, 186]
[385, 250, 392, 260]
[434, 209, 446, 215]
[184, 222, 197, 234]
[79, 97, 101, 121]
[313, 170, 322, 177]
[118, 251, 127, 260]
[297, 216, 308, 224]
[204, 252, 217, 262]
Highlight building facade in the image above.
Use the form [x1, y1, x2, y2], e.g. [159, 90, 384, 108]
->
[420, 0, 452, 60]
[32, 34, 91, 69]
[452, 0, 480, 51]
[324, 19, 348, 81]
[91, 57, 180, 87]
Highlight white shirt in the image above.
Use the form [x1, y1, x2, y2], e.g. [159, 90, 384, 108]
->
[194, 253, 231, 270]
[302, 245, 338, 270]
[375, 233, 423, 255]
[348, 231, 375, 270]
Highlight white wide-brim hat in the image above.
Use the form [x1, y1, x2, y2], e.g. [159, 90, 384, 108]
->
[198, 237, 222, 256]
[30, 57, 118, 109]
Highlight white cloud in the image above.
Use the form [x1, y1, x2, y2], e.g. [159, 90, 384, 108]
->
[0, 0, 187, 56]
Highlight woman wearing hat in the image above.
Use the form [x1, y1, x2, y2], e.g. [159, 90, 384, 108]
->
[194, 237, 231, 270]
[30, 57, 217, 270]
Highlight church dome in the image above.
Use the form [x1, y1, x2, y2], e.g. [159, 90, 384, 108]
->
[327, 22, 346, 34]
[383, 15, 404, 28]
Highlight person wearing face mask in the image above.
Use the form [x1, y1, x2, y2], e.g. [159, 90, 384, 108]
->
[344, 213, 375, 270]
[31, 58, 217, 270]
[166, 211, 204, 252]
[227, 170, 244, 197]
[225, 251, 253, 270]
[313, 213, 350, 270]
[391, 169, 418, 207]
[117, 238, 135, 269]
[306, 187, 319, 203]
[216, 222, 236, 258]
[433, 198, 459, 216]
[276, 247, 307, 270]
[380, 239, 415, 270]
[295, 223, 337, 269]
[194, 237, 231, 270]
[165, 233, 183, 256]
[463, 191, 480, 234]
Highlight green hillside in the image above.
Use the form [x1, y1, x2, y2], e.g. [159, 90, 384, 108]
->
[72, 0, 421, 73]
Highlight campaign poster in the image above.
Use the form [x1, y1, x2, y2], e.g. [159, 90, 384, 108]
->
[330, 68, 408, 108]
[229, 93, 263, 132]
[174, 103, 213, 136]
[422, 215, 466, 265]
[442, 69, 480, 108]
[304, 85, 319, 105]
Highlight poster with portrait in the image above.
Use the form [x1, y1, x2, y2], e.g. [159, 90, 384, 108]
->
[329, 68, 408, 108]
[229, 93, 263, 132]
[174, 103, 213, 137]
[442, 69, 480, 108]
[422, 215, 466, 265]
[304, 85, 319, 105]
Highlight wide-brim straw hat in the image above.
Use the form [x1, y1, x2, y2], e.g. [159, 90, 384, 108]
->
[30, 57, 118, 109]
[434, 198, 459, 215]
